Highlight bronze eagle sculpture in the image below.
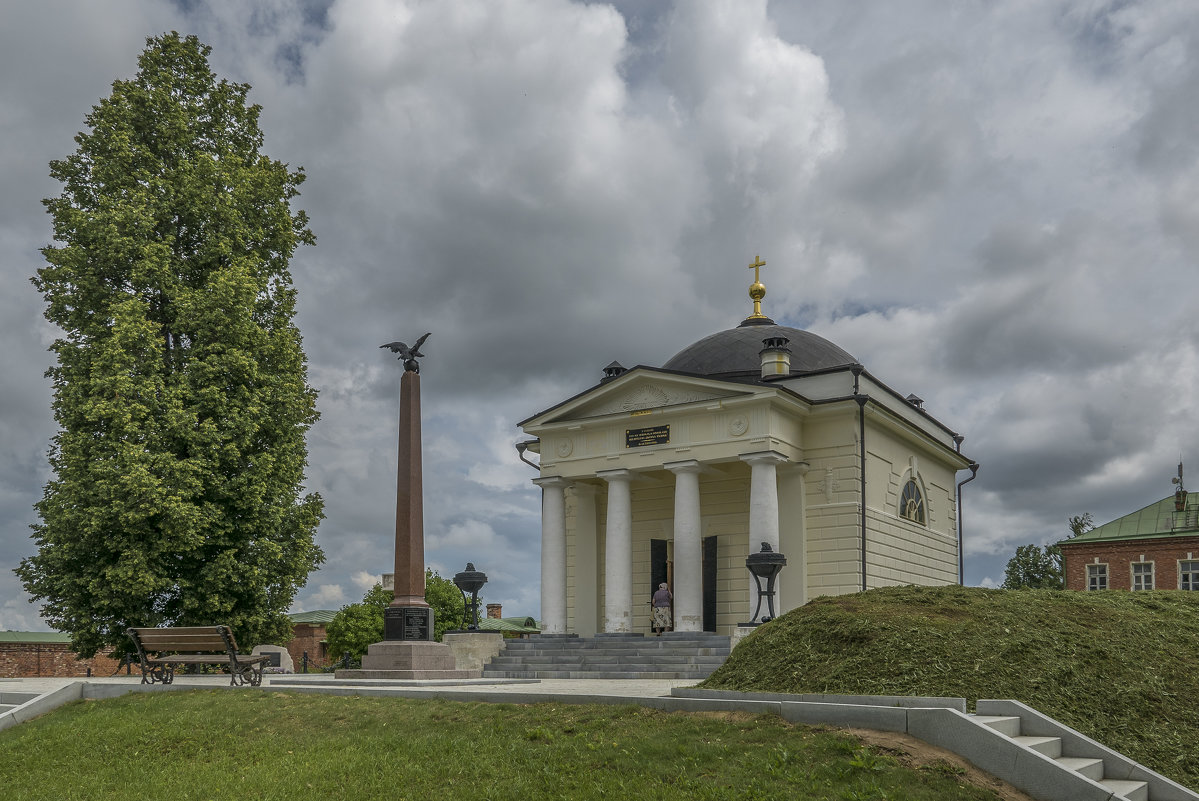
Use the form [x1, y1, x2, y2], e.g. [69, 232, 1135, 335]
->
[380, 333, 431, 373]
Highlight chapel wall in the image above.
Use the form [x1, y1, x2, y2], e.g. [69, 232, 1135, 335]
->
[799, 421, 864, 599]
[862, 424, 959, 539]
[864, 507, 958, 587]
[698, 472, 751, 634]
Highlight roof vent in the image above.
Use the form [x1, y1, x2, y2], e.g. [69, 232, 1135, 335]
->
[906, 394, 924, 409]
[602, 361, 627, 382]
[759, 337, 791, 379]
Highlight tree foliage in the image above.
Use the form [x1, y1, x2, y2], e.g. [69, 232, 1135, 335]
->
[1001, 544, 1063, 590]
[16, 33, 323, 657]
[325, 572, 469, 661]
[426, 569, 466, 642]
[325, 584, 391, 663]
[1001, 513, 1093, 590]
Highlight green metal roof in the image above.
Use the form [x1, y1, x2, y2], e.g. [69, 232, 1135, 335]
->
[289, 610, 337, 625]
[477, 616, 540, 633]
[0, 631, 71, 644]
[1061, 495, 1199, 545]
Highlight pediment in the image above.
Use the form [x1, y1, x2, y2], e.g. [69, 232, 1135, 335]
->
[527, 369, 753, 427]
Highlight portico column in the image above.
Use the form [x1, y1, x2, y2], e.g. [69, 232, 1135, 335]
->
[740, 451, 788, 612]
[533, 476, 571, 635]
[666, 460, 704, 632]
[598, 469, 635, 633]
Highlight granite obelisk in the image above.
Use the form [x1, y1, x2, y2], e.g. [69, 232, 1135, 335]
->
[336, 334, 473, 679]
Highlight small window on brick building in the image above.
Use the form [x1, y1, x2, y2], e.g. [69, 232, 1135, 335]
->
[1086, 563, 1108, 591]
[1180, 560, 1199, 591]
[1131, 561, 1154, 591]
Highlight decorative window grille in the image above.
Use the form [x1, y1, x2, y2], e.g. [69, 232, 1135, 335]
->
[1131, 562, 1154, 591]
[899, 479, 925, 525]
[1086, 564, 1108, 591]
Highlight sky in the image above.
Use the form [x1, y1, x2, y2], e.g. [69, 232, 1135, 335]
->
[3, 0, 1199, 631]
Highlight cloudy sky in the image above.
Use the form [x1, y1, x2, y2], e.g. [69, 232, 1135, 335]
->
[3, 0, 1199, 630]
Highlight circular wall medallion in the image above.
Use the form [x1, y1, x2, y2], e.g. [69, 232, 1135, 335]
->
[728, 415, 749, 437]
[556, 438, 574, 458]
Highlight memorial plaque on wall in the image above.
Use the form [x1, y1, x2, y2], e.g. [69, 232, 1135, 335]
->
[626, 424, 670, 448]
[383, 606, 434, 641]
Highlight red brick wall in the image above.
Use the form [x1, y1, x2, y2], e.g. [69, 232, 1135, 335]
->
[1062, 536, 1199, 591]
[285, 623, 328, 670]
[0, 644, 124, 678]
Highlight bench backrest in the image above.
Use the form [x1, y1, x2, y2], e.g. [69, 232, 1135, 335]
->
[127, 626, 240, 655]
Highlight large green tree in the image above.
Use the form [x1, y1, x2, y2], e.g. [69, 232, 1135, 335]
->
[17, 33, 323, 657]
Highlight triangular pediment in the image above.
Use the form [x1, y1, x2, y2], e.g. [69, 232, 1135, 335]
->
[523, 368, 756, 428]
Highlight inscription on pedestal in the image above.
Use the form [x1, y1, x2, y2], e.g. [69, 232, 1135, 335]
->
[384, 606, 434, 641]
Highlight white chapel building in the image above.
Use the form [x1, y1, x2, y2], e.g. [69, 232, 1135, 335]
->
[518, 260, 976, 637]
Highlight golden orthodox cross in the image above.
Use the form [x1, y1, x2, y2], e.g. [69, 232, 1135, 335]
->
[746, 255, 767, 319]
[748, 254, 766, 284]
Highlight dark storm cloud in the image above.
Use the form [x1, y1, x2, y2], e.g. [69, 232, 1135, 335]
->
[4, 0, 1199, 624]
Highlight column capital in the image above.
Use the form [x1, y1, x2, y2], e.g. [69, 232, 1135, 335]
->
[664, 459, 706, 475]
[739, 450, 789, 467]
[533, 475, 573, 489]
[597, 468, 637, 483]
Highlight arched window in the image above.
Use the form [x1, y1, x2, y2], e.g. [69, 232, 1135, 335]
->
[899, 479, 925, 525]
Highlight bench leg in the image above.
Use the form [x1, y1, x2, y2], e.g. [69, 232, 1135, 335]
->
[143, 664, 173, 685]
[232, 663, 263, 687]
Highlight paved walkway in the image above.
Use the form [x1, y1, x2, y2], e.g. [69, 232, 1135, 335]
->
[1, 674, 697, 700]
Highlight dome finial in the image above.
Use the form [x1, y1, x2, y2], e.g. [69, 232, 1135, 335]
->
[746, 254, 768, 321]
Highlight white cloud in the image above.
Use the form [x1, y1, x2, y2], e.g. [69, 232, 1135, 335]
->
[5, 0, 1199, 629]
[351, 571, 381, 592]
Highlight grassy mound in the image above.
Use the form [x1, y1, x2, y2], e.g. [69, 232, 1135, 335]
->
[702, 585, 1199, 790]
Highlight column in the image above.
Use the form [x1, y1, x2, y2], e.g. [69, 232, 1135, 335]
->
[666, 460, 704, 632]
[534, 476, 571, 635]
[740, 451, 788, 613]
[598, 468, 635, 633]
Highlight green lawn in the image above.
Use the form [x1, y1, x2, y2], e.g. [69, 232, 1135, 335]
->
[702, 585, 1199, 791]
[0, 690, 1008, 801]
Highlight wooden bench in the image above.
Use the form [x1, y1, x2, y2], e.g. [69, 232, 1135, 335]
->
[126, 626, 268, 687]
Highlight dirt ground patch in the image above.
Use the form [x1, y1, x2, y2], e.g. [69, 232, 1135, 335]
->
[840, 726, 1036, 801]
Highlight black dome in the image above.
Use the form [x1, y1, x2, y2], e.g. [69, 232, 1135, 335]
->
[662, 318, 856, 378]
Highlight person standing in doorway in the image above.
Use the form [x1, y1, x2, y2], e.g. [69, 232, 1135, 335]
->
[651, 582, 673, 635]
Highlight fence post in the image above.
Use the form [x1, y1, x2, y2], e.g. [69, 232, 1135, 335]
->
[302, 651, 308, 673]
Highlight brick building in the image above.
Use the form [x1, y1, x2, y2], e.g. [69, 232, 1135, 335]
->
[1061, 490, 1199, 592]
[0, 632, 124, 678]
[285, 609, 334, 669]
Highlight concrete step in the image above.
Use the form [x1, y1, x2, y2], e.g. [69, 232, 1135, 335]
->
[1011, 735, 1062, 758]
[973, 715, 1021, 737]
[1055, 756, 1105, 781]
[484, 664, 722, 676]
[503, 643, 729, 654]
[485, 654, 727, 666]
[481, 668, 716, 680]
[485, 634, 731, 681]
[1099, 778, 1149, 801]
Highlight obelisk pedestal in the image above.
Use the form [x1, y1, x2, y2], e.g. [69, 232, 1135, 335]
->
[337, 339, 478, 680]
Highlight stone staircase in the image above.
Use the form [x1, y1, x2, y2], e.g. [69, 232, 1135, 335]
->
[970, 699, 1196, 801]
[481, 632, 731, 680]
[0, 692, 39, 716]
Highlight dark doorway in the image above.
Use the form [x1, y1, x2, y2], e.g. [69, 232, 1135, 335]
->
[650, 538, 671, 632]
[650, 539, 669, 596]
[702, 536, 718, 632]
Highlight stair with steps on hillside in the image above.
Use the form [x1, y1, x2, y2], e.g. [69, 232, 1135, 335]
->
[481, 632, 731, 680]
[0, 692, 40, 716]
[973, 708, 1164, 801]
